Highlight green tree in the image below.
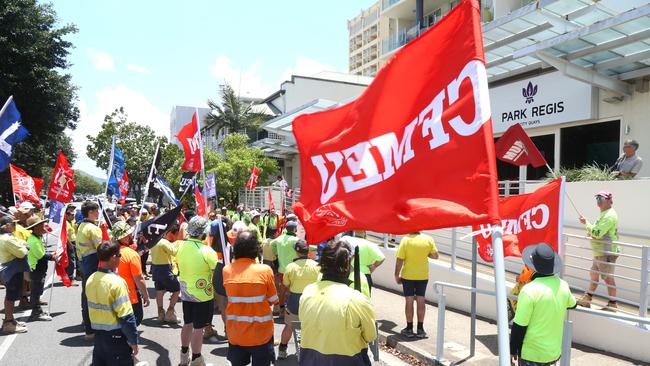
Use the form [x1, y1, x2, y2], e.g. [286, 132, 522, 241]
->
[86, 108, 170, 202]
[162, 133, 278, 207]
[204, 83, 272, 141]
[73, 172, 104, 195]
[0, 0, 79, 204]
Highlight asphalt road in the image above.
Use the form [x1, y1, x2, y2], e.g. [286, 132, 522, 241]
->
[0, 263, 393, 366]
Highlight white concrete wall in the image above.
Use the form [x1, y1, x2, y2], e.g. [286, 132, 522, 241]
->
[372, 247, 650, 363]
[282, 77, 368, 112]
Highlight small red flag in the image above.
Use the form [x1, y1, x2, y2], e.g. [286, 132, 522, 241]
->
[10, 164, 44, 206]
[55, 219, 71, 287]
[494, 123, 547, 168]
[195, 181, 207, 218]
[246, 166, 259, 190]
[101, 223, 110, 241]
[118, 170, 129, 204]
[267, 187, 275, 211]
[176, 112, 202, 172]
[48, 151, 76, 203]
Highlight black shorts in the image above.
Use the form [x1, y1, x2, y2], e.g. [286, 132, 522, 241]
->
[182, 300, 214, 329]
[227, 337, 275, 366]
[152, 265, 180, 292]
[5, 271, 24, 301]
[402, 279, 428, 297]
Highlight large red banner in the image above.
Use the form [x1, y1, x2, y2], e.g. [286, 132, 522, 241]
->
[177, 112, 201, 172]
[48, 151, 76, 203]
[10, 164, 44, 206]
[474, 177, 565, 262]
[291, 0, 499, 243]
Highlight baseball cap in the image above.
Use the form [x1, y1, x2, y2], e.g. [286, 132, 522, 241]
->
[19, 202, 36, 210]
[595, 191, 613, 199]
[187, 216, 209, 237]
[111, 221, 134, 241]
[286, 221, 299, 231]
[294, 240, 309, 254]
[286, 213, 298, 222]
[249, 210, 261, 219]
[232, 221, 248, 233]
[0, 216, 18, 227]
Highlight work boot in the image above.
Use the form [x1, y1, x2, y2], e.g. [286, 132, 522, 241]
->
[83, 333, 95, 342]
[189, 355, 206, 366]
[576, 293, 592, 308]
[203, 324, 217, 339]
[601, 301, 618, 312]
[164, 309, 180, 324]
[157, 308, 165, 322]
[277, 349, 288, 359]
[272, 304, 281, 316]
[2, 319, 27, 334]
[400, 328, 415, 338]
[18, 297, 30, 309]
[180, 349, 190, 366]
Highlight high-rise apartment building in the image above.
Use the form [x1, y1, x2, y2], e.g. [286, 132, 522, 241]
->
[347, 2, 385, 77]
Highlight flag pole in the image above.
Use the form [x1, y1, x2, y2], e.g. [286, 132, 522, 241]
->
[490, 225, 511, 366]
[0, 95, 14, 119]
[195, 108, 209, 218]
[545, 163, 582, 217]
[104, 137, 116, 199]
[133, 142, 160, 242]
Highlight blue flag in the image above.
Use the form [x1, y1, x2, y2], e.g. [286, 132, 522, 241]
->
[205, 172, 217, 198]
[152, 175, 180, 205]
[0, 98, 29, 172]
[107, 147, 126, 199]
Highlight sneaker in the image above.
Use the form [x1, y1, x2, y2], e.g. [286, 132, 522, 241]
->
[83, 333, 95, 342]
[278, 349, 288, 359]
[2, 320, 27, 334]
[29, 312, 52, 322]
[576, 294, 592, 308]
[601, 301, 618, 312]
[189, 355, 206, 366]
[164, 309, 180, 324]
[180, 349, 190, 366]
[400, 328, 415, 338]
[416, 329, 428, 339]
[0, 284, 5, 289]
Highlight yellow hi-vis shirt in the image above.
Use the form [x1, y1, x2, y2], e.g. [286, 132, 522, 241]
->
[13, 224, 31, 241]
[299, 279, 377, 357]
[283, 258, 320, 293]
[176, 238, 219, 302]
[76, 221, 103, 258]
[396, 233, 437, 280]
[86, 269, 134, 332]
[151, 238, 178, 265]
[0, 234, 28, 264]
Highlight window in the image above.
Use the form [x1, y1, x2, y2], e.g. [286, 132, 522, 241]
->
[451, 0, 460, 9]
[560, 120, 620, 170]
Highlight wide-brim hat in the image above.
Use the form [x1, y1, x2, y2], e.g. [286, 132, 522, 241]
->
[25, 216, 48, 230]
[111, 221, 134, 241]
[522, 243, 562, 276]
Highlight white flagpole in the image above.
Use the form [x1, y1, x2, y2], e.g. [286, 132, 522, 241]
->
[141, 142, 160, 207]
[195, 108, 209, 218]
[490, 225, 511, 366]
[104, 137, 116, 199]
[0, 95, 14, 119]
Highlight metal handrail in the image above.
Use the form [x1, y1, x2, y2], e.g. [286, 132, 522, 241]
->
[565, 233, 647, 250]
[432, 280, 650, 364]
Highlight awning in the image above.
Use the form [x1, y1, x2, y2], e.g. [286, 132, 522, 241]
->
[261, 99, 339, 138]
[484, 0, 650, 97]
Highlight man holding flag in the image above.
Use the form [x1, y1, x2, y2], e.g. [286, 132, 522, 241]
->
[25, 215, 55, 322]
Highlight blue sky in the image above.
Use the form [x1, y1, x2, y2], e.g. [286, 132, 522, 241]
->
[51, 0, 375, 177]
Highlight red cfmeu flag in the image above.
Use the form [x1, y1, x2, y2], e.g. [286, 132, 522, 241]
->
[195, 181, 207, 218]
[495, 123, 547, 168]
[291, 0, 499, 244]
[48, 151, 76, 203]
[118, 170, 129, 204]
[55, 219, 71, 287]
[473, 177, 565, 262]
[267, 187, 275, 211]
[176, 112, 202, 172]
[246, 166, 259, 190]
[10, 164, 44, 206]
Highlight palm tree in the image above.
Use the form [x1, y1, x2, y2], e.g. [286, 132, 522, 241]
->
[204, 83, 271, 141]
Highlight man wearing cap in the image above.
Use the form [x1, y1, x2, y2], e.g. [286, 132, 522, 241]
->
[277, 239, 319, 359]
[176, 216, 219, 366]
[271, 220, 300, 315]
[0, 216, 30, 333]
[150, 220, 181, 324]
[14, 202, 35, 241]
[25, 216, 55, 321]
[86, 241, 139, 365]
[76, 200, 103, 340]
[342, 230, 385, 294]
[577, 191, 620, 311]
[248, 210, 263, 242]
[223, 231, 279, 366]
[112, 221, 150, 325]
[510, 243, 576, 366]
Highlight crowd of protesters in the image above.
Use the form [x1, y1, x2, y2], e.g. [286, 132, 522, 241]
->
[0, 184, 627, 366]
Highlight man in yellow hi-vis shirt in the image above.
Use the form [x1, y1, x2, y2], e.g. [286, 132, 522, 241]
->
[76, 201, 103, 340]
[86, 241, 139, 365]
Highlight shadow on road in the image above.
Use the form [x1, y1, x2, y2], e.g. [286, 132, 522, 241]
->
[141, 317, 182, 329]
[60, 334, 92, 348]
[139, 335, 172, 366]
[475, 334, 498, 355]
[58, 324, 85, 334]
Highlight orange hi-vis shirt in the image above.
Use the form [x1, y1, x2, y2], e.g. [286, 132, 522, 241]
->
[223, 258, 279, 347]
[118, 245, 143, 304]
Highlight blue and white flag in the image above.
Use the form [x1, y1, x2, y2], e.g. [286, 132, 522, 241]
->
[107, 146, 126, 199]
[153, 175, 180, 206]
[205, 172, 217, 198]
[0, 97, 29, 172]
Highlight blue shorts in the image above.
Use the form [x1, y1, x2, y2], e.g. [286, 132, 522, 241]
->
[152, 264, 180, 292]
[227, 337, 275, 366]
[402, 279, 428, 297]
[4, 271, 24, 301]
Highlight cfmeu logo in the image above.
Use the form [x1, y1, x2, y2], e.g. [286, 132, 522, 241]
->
[522, 81, 538, 104]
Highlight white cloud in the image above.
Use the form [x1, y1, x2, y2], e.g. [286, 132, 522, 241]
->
[87, 48, 115, 72]
[126, 63, 150, 74]
[209, 56, 339, 99]
[68, 85, 168, 177]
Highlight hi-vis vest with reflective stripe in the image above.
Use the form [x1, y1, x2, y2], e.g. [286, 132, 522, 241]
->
[85, 270, 133, 332]
[76, 222, 103, 258]
[223, 258, 279, 346]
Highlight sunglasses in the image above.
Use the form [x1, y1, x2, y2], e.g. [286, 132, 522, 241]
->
[596, 196, 608, 202]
